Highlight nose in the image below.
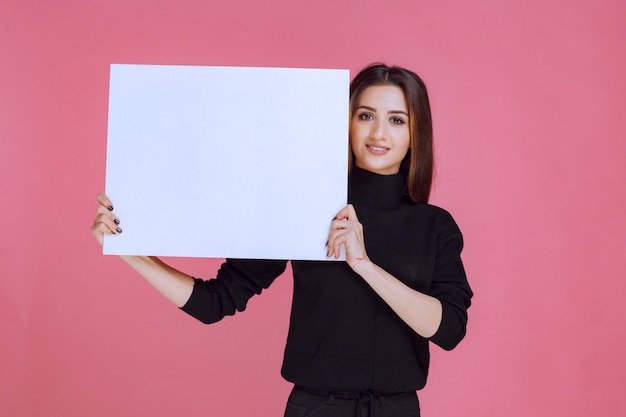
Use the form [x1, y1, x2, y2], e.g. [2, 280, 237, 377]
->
[370, 119, 388, 141]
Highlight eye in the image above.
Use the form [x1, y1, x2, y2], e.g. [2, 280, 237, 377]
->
[390, 117, 406, 125]
[357, 112, 374, 121]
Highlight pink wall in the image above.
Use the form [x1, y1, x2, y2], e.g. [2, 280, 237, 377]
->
[2, 0, 625, 415]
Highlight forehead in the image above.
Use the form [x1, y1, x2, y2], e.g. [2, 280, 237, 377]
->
[355, 85, 407, 109]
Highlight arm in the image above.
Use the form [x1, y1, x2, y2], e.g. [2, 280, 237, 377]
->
[180, 259, 287, 323]
[326, 205, 470, 342]
[120, 256, 194, 307]
[91, 194, 287, 321]
[91, 193, 195, 307]
[351, 260, 442, 338]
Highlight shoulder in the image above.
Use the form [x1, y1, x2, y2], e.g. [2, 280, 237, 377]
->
[411, 203, 463, 241]
[413, 202, 459, 225]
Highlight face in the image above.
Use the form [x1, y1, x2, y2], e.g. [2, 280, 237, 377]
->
[350, 85, 411, 175]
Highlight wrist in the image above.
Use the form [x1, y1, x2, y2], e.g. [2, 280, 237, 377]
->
[350, 256, 373, 274]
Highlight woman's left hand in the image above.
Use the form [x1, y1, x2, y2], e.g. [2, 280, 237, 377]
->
[326, 204, 369, 269]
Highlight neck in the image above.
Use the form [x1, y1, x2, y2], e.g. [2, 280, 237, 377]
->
[348, 165, 409, 209]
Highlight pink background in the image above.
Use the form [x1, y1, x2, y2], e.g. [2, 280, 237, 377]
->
[2, 0, 625, 416]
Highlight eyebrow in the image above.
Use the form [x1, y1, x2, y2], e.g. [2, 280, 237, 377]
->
[355, 105, 409, 116]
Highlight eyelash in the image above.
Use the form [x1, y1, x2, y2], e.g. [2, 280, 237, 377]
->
[357, 113, 406, 125]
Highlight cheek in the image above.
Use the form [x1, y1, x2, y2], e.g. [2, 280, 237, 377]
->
[349, 125, 363, 150]
[349, 138, 359, 156]
[400, 130, 411, 152]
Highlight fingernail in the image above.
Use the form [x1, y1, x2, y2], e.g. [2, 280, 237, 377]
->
[114, 219, 120, 225]
[107, 205, 114, 211]
[116, 227, 122, 233]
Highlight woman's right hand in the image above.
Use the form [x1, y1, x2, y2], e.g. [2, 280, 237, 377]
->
[91, 193, 122, 246]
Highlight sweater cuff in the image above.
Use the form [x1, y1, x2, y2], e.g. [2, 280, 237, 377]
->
[179, 277, 201, 314]
[428, 303, 465, 351]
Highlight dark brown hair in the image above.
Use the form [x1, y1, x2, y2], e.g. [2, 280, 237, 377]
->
[350, 63, 434, 203]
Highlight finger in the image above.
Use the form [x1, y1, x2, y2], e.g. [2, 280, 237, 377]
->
[329, 216, 361, 236]
[91, 221, 114, 237]
[334, 205, 351, 221]
[345, 204, 359, 222]
[95, 204, 121, 226]
[90, 219, 119, 246]
[334, 204, 360, 222]
[330, 225, 366, 259]
[327, 205, 361, 258]
[332, 234, 346, 259]
[92, 212, 122, 235]
[96, 193, 114, 211]
[327, 223, 356, 257]
[327, 229, 347, 259]
[329, 218, 349, 232]
[326, 223, 344, 257]
[326, 230, 338, 258]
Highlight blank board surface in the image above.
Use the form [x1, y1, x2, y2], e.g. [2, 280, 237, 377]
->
[104, 64, 349, 260]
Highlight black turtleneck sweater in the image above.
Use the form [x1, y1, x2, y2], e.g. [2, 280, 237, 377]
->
[181, 166, 472, 393]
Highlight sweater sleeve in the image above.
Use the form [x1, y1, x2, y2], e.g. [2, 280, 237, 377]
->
[180, 259, 288, 324]
[428, 211, 473, 350]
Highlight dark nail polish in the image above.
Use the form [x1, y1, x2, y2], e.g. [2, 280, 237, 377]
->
[116, 227, 122, 233]
[114, 219, 120, 225]
[107, 205, 114, 211]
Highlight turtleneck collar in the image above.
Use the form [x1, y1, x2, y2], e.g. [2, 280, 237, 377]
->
[348, 165, 410, 210]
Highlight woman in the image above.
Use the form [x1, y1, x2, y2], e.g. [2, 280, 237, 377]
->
[92, 63, 473, 417]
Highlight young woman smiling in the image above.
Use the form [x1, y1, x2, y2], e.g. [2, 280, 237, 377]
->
[92, 63, 473, 417]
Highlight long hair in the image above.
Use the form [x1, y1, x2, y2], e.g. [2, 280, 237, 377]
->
[349, 63, 434, 203]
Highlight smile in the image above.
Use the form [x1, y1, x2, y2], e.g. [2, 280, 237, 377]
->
[366, 144, 390, 155]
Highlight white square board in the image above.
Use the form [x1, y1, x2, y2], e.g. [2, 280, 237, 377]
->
[104, 64, 349, 260]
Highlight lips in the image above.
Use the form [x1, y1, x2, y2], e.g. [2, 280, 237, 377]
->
[366, 144, 390, 155]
